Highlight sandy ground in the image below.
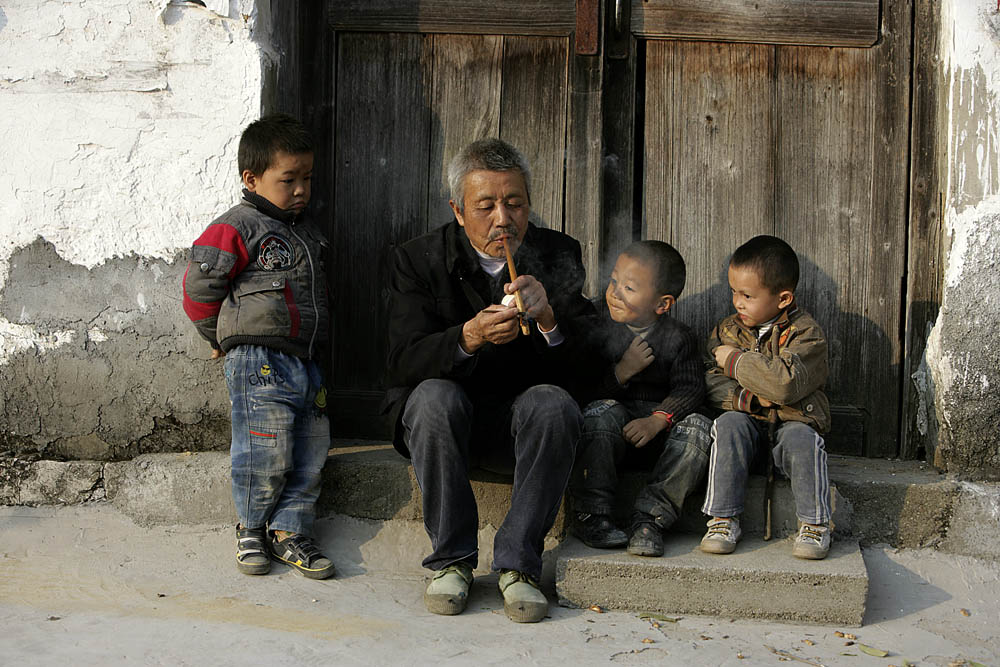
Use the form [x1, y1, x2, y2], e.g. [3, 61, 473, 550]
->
[0, 505, 997, 667]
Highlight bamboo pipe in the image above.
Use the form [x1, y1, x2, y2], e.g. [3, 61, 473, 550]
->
[502, 238, 531, 336]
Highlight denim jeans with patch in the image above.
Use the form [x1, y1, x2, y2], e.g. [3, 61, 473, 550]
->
[569, 399, 712, 530]
[225, 344, 330, 535]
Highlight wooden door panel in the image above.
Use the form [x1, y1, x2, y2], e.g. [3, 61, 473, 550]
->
[426, 34, 503, 226]
[631, 0, 879, 47]
[644, 41, 776, 340]
[501, 36, 570, 230]
[331, 33, 432, 433]
[328, 1, 576, 35]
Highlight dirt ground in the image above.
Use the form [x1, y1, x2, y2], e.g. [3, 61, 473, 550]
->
[0, 505, 997, 666]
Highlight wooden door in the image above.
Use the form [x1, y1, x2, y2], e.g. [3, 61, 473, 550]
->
[278, 0, 911, 457]
[279, 2, 587, 438]
[627, 0, 908, 456]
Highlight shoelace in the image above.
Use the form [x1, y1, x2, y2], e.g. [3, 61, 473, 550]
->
[706, 521, 734, 538]
[502, 570, 538, 589]
[798, 526, 824, 544]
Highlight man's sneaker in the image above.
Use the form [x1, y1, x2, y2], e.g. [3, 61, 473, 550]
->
[268, 532, 336, 579]
[792, 523, 831, 560]
[699, 517, 741, 554]
[498, 570, 548, 623]
[571, 512, 628, 549]
[423, 562, 474, 615]
[627, 518, 664, 557]
[235, 525, 270, 575]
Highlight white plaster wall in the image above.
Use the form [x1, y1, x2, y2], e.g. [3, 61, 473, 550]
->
[925, 0, 1000, 474]
[0, 0, 267, 361]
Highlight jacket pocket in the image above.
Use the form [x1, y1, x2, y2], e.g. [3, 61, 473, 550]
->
[233, 275, 291, 336]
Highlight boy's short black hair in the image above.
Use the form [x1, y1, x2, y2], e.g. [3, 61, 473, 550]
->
[730, 235, 799, 293]
[622, 240, 686, 299]
[238, 114, 313, 176]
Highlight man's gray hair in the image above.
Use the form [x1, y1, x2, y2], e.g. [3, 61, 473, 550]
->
[447, 138, 532, 213]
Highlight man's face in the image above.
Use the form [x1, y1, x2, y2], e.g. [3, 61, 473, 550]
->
[451, 169, 530, 258]
[605, 253, 672, 327]
[728, 264, 792, 327]
[242, 151, 313, 213]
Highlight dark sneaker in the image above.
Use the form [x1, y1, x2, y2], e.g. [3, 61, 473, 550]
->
[268, 532, 336, 579]
[424, 562, 474, 615]
[498, 570, 548, 623]
[627, 521, 664, 557]
[571, 512, 628, 549]
[235, 525, 271, 575]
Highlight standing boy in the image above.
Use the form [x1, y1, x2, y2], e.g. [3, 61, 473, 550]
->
[700, 235, 832, 559]
[182, 114, 335, 578]
[569, 241, 710, 557]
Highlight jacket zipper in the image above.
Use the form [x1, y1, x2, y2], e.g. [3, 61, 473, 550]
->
[290, 224, 319, 358]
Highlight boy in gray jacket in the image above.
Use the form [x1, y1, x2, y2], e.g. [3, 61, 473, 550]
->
[182, 114, 334, 578]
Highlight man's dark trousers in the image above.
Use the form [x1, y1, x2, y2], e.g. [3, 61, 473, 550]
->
[401, 378, 581, 581]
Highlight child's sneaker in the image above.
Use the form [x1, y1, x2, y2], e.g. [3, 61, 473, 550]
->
[792, 523, 831, 560]
[235, 525, 271, 575]
[268, 531, 336, 579]
[571, 512, 628, 549]
[699, 517, 741, 554]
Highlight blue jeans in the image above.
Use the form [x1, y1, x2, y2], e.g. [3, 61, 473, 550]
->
[569, 399, 712, 529]
[701, 411, 831, 524]
[225, 345, 330, 535]
[400, 379, 581, 581]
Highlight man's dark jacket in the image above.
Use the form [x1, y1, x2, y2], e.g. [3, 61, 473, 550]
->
[384, 220, 597, 456]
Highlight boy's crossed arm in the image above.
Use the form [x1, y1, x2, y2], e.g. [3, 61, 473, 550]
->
[707, 325, 828, 412]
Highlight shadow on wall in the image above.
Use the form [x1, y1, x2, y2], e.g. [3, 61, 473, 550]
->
[674, 252, 896, 457]
[0, 8, 7, 33]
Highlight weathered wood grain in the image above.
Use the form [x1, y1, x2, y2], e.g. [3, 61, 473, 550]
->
[332, 33, 431, 435]
[644, 41, 775, 340]
[327, 0, 576, 35]
[902, 0, 945, 461]
[500, 36, 570, 231]
[565, 49, 605, 296]
[426, 34, 503, 227]
[632, 0, 880, 47]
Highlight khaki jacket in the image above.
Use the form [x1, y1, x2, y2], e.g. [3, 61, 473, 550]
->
[705, 305, 830, 433]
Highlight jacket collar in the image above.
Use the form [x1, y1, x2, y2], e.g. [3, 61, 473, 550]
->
[242, 189, 299, 225]
[730, 300, 800, 335]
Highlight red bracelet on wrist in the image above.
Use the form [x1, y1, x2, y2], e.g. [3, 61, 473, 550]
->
[651, 411, 674, 427]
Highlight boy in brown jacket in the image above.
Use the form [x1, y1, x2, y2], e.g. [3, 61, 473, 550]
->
[699, 235, 832, 559]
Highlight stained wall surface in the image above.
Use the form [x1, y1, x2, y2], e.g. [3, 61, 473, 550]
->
[0, 0, 267, 459]
[926, 1, 1000, 479]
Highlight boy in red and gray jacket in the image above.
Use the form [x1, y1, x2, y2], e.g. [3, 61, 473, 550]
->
[182, 114, 334, 579]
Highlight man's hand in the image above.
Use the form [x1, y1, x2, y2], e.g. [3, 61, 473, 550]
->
[623, 415, 668, 448]
[713, 344, 741, 369]
[506, 275, 556, 331]
[210, 348, 225, 360]
[615, 335, 655, 384]
[460, 305, 521, 353]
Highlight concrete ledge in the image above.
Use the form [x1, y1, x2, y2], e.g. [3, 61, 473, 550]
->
[555, 534, 868, 625]
[104, 452, 235, 526]
[3, 446, 1000, 562]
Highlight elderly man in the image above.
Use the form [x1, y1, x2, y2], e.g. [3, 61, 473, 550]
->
[384, 138, 595, 623]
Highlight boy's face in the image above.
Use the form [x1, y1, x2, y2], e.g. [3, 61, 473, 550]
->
[451, 169, 530, 258]
[727, 264, 793, 327]
[605, 254, 674, 327]
[242, 151, 313, 213]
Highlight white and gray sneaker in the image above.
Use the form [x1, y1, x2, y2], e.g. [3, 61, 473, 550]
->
[792, 523, 831, 560]
[699, 517, 741, 554]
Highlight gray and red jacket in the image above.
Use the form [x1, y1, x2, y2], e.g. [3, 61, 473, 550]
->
[705, 304, 830, 433]
[182, 190, 329, 360]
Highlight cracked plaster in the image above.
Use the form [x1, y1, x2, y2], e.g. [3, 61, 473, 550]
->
[0, 0, 269, 458]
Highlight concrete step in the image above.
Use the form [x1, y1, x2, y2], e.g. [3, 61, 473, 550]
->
[555, 534, 868, 625]
[8, 442, 996, 560]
